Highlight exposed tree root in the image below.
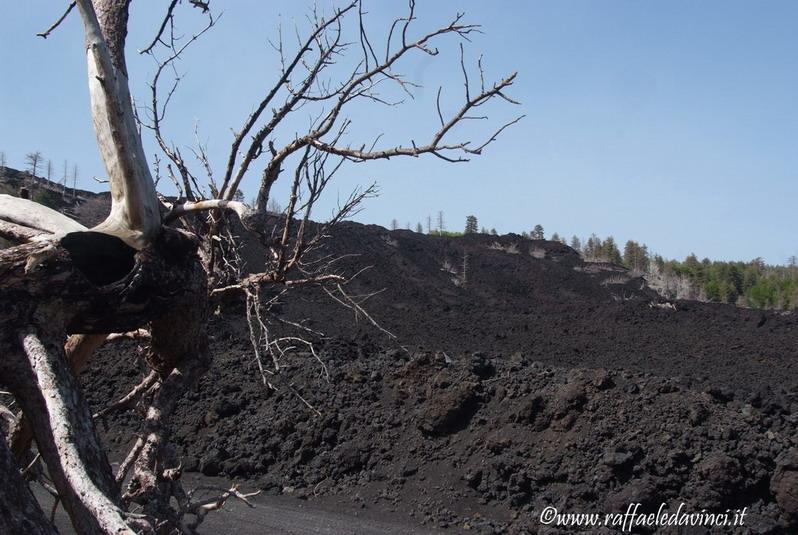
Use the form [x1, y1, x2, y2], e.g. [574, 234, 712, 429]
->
[12, 334, 110, 463]
[94, 369, 158, 420]
[13, 330, 138, 534]
[0, 227, 213, 534]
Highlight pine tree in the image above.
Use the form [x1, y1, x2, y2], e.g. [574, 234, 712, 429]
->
[464, 215, 478, 234]
[437, 211, 445, 233]
[490, 228, 498, 235]
[584, 234, 600, 259]
[623, 240, 649, 272]
[653, 254, 665, 272]
[684, 253, 700, 275]
[623, 240, 636, 270]
[570, 235, 582, 253]
[531, 224, 544, 240]
[601, 236, 622, 264]
[415, 222, 423, 233]
[391, 218, 398, 230]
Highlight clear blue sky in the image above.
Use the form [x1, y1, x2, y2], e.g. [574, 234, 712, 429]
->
[2, 1, 796, 264]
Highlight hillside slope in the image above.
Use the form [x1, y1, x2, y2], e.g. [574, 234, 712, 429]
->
[80, 220, 797, 533]
[4, 170, 796, 532]
[264, 223, 798, 396]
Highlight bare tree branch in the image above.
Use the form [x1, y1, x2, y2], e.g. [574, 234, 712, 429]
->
[218, 1, 359, 200]
[0, 194, 87, 235]
[164, 199, 251, 224]
[181, 485, 260, 531]
[17, 330, 139, 534]
[37, 1, 77, 39]
[323, 283, 397, 339]
[139, 7, 219, 203]
[139, 0, 179, 54]
[6, 3, 520, 533]
[105, 328, 151, 342]
[94, 370, 158, 421]
[247, 11, 517, 210]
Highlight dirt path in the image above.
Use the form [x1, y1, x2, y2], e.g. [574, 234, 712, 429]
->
[191, 496, 440, 535]
[40, 478, 440, 535]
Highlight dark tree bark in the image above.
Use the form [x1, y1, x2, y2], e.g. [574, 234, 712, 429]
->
[0, 434, 57, 535]
[0, 228, 208, 534]
[93, 0, 131, 74]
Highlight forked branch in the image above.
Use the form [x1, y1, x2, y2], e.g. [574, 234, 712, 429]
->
[74, 0, 162, 248]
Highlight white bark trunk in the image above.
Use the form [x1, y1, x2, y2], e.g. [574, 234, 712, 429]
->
[164, 199, 252, 223]
[20, 332, 137, 535]
[75, 0, 162, 249]
[11, 334, 109, 464]
[0, 219, 47, 242]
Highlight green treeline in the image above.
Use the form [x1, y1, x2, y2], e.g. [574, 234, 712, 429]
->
[573, 233, 798, 310]
[652, 254, 798, 310]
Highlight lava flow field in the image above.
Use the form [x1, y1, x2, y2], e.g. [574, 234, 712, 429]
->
[85, 223, 798, 533]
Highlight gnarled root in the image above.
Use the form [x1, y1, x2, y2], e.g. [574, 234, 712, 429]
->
[8, 330, 142, 534]
[121, 251, 212, 533]
[11, 334, 109, 463]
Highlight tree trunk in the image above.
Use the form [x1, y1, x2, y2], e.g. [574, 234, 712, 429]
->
[0, 1, 211, 532]
[1, 228, 208, 533]
[124, 250, 210, 524]
[0, 230, 201, 332]
[10, 334, 108, 472]
[10, 332, 133, 535]
[76, 0, 162, 248]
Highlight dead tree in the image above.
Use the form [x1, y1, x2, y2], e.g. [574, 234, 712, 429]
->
[25, 151, 44, 183]
[0, 1, 520, 533]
